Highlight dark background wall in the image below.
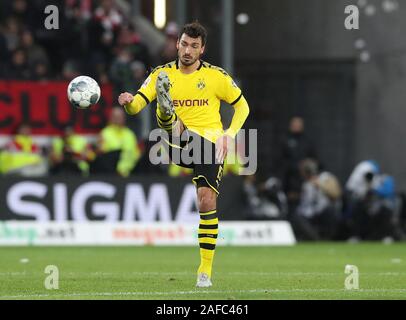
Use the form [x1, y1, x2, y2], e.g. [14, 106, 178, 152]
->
[230, 0, 406, 190]
[231, 0, 359, 184]
[179, 0, 406, 189]
[235, 0, 356, 60]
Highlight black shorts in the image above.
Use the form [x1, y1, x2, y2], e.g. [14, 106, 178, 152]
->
[161, 129, 224, 195]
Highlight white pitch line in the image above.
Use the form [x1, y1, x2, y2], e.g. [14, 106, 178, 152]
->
[82, 271, 401, 276]
[1, 271, 405, 277]
[0, 272, 27, 276]
[226, 272, 406, 276]
[2, 288, 406, 299]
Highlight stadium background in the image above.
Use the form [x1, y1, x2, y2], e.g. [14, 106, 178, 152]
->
[1, 0, 405, 237]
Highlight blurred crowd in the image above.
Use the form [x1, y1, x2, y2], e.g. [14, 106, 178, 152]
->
[0, 106, 245, 179]
[0, 0, 199, 178]
[0, 0, 177, 88]
[0, 0, 210, 177]
[242, 116, 406, 242]
[1, 0, 405, 241]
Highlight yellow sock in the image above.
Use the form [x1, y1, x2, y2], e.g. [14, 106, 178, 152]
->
[156, 107, 177, 133]
[197, 209, 218, 278]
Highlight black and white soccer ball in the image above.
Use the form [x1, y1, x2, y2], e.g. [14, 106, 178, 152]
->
[67, 76, 101, 109]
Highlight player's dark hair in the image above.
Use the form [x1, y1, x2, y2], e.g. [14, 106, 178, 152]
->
[179, 21, 207, 46]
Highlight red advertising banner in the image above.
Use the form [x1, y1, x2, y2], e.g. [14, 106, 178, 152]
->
[0, 80, 114, 135]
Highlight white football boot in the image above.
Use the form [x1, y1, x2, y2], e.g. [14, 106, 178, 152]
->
[156, 71, 174, 117]
[196, 273, 212, 288]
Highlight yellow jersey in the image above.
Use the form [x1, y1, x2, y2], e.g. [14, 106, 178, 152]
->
[137, 60, 243, 143]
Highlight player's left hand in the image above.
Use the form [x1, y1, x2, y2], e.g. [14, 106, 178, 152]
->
[215, 134, 232, 163]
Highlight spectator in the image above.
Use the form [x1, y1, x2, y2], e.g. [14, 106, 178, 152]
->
[345, 160, 379, 202]
[243, 174, 288, 220]
[290, 159, 341, 240]
[89, 0, 123, 64]
[2, 16, 21, 52]
[343, 160, 379, 238]
[129, 60, 149, 137]
[0, 30, 9, 77]
[109, 48, 135, 96]
[0, 123, 46, 176]
[64, 0, 93, 21]
[130, 60, 147, 89]
[61, 59, 82, 81]
[158, 22, 179, 64]
[49, 126, 95, 176]
[20, 29, 50, 71]
[94, 61, 110, 84]
[91, 107, 141, 177]
[0, 0, 152, 84]
[345, 160, 404, 241]
[31, 61, 51, 81]
[110, 55, 147, 136]
[0, 0, 7, 21]
[4, 48, 32, 79]
[278, 116, 318, 214]
[62, 0, 93, 61]
[7, 0, 35, 29]
[115, 23, 151, 68]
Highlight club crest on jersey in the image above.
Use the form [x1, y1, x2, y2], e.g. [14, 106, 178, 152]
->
[197, 78, 206, 90]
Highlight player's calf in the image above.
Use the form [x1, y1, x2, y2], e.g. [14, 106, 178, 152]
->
[156, 110, 185, 137]
[196, 187, 218, 287]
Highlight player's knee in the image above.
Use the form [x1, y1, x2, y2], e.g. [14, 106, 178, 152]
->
[197, 187, 217, 212]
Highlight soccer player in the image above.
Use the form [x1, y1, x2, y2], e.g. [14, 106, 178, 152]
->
[118, 21, 250, 287]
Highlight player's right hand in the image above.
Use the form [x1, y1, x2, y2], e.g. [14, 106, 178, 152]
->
[118, 92, 134, 106]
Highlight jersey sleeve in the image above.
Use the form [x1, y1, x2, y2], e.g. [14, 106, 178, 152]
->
[137, 69, 159, 103]
[217, 71, 242, 105]
[225, 95, 250, 138]
[216, 71, 249, 138]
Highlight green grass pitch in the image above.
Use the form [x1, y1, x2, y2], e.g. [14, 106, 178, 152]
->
[0, 243, 405, 300]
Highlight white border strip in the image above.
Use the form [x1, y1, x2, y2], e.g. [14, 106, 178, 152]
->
[2, 288, 406, 299]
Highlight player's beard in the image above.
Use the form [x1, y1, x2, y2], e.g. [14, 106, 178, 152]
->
[180, 54, 198, 66]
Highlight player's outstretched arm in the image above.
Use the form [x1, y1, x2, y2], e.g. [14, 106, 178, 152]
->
[225, 95, 250, 138]
[118, 92, 148, 115]
[216, 95, 250, 163]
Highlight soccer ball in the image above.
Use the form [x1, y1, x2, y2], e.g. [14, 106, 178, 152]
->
[67, 76, 101, 109]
